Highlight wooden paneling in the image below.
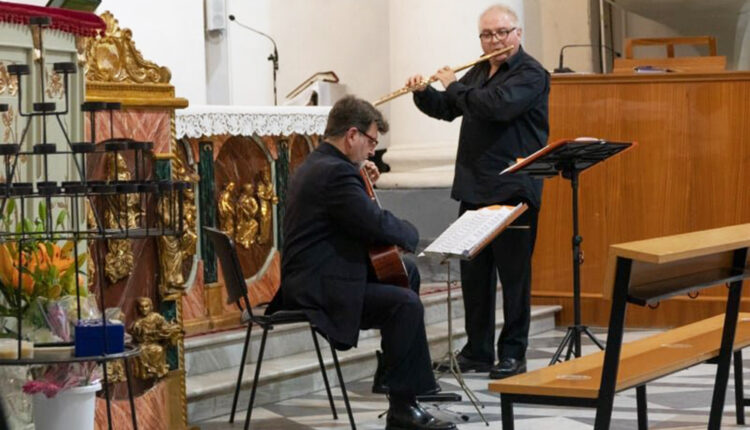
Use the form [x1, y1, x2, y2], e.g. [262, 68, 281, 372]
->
[533, 72, 750, 327]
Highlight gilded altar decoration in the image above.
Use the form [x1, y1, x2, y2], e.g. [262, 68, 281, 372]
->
[256, 170, 278, 245]
[218, 182, 237, 238]
[171, 150, 199, 257]
[1, 105, 15, 143]
[45, 68, 64, 99]
[157, 195, 185, 296]
[157, 148, 199, 297]
[84, 12, 171, 84]
[0, 62, 18, 96]
[105, 360, 126, 383]
[130, 297, 182, 380]
[104, 153, 140, 283]
[236, 183, 260, 248]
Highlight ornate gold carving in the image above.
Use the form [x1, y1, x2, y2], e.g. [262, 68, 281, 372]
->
[130, 297, 182, 380]
[45, 68, 63, 99]
[104, 153, 140, 283]
[0, 62, 18, 96]
[85, 11, 171, 84]
[157, 122, 199, 297]
[105, 360, 127, 383]
[75, 37, 88, 68]
[218, 182, 236, 238]
[256, 170, 278, 245]
[170, 142, 199, 257]
[31, 26, 42, 63]
[1, 105, 16, 143]
[157, 195, 185, 296]
[218, 174, 275, 249]
[236, 183, 260, 248]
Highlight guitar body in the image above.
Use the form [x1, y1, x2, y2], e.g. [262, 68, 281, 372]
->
[369, 245, 410, 288]
[360, 169, 410, 288]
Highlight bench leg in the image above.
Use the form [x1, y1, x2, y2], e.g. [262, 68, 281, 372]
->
[734, 349, 745, 425]
[501, 395, 514, 430]
[636, 385, 648, 430]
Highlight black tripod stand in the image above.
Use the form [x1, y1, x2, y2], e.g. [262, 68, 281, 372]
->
[548, 165, 605, 363]
[501, 138, 634, 364]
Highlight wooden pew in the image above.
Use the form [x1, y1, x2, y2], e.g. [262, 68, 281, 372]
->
[490, 224, 750, 429]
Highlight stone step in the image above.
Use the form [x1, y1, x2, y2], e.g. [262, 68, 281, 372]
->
[186, 304, 560, 424]
[184, 285, 464, 377]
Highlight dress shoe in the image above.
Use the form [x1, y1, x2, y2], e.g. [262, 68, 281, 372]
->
[386, 400, 457, 430]
[433, 352, 492, 373]
[489, 357, 526, 379]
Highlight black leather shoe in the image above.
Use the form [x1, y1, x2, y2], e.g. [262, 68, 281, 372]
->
[489, 357, 526, 379]
[433, 352, 492, 373]
[386, 400, 457, 430]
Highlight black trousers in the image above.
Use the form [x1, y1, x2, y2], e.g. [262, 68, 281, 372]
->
[459, 200, 539, 363]
[360, 257, 437, 397]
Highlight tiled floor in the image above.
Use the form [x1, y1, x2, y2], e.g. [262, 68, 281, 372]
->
[197, 327, 748, 429]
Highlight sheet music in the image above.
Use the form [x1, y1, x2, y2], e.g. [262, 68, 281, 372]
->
[422, 204, 526, 259]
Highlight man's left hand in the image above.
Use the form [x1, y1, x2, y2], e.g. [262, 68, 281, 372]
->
[433, 66, 457, 89]
[363, 160, 380, 184]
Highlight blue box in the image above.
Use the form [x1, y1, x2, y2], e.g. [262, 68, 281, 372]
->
[74, 320, 125, 357]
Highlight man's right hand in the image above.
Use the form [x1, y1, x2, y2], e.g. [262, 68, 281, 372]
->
[405, 74, 428, 92]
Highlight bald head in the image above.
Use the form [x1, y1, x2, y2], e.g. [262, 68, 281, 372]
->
[479, 4, 520, 29]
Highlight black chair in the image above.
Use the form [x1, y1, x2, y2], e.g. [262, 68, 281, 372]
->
[202, 227, 356, 430]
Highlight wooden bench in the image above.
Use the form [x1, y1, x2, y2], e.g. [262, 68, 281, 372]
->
[490, 224, 750, 429]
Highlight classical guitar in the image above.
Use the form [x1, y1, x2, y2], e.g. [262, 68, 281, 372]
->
[359, 168, 410, 288]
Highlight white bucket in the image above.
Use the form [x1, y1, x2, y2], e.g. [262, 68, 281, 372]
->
[32, 382, 101, 430]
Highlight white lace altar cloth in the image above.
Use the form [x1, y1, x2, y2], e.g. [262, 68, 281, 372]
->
[176, 105, 331, 138]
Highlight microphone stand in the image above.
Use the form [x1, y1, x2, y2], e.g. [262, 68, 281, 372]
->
[555, 44, 620, 74]
[228, 15, 279, 105]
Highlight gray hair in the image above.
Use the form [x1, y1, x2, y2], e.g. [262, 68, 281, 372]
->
[479, 4, 520, 28]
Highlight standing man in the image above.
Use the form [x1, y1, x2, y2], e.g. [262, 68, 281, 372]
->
[272, 95, 455, 430]
[407, 4, 549, 379]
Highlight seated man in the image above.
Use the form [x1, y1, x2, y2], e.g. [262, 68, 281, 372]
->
[269, 95, 455, 430]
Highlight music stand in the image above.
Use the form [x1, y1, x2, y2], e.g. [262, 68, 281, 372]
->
[422, 203, 528, 425]
[502, 138, 635, 364]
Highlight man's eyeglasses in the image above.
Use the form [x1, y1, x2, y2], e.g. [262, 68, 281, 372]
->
[479, 27, 517, 42]
[357, 129, 379, 146]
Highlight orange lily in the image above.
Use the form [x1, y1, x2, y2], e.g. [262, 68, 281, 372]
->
[0, 243, 34, 295]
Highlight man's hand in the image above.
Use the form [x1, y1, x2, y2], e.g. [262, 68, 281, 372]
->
[405, 74, 429, 92]
[362, 160, 380, 184]
[433, 66, 456, 89]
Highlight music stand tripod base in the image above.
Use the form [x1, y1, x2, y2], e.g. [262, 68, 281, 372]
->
[431, 258, 489, 426]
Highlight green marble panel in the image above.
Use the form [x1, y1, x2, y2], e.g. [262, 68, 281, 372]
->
[159, 299, 178, 370]
[275, 139, 289, 248]
[198, 141, 217, 283]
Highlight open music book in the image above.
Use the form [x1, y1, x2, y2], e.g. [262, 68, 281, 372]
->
[421, 203, 527, 260]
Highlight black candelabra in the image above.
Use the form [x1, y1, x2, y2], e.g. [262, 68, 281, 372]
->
[0, 16, 189, 430]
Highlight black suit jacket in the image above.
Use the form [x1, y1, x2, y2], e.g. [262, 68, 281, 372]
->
[272, 142, 419, 349]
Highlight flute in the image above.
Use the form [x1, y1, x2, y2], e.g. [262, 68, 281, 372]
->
[373, 45, 514, 106]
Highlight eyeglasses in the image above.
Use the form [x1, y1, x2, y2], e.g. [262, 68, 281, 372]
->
[479, 27, 517, 42]
[357, 129, 379, 146]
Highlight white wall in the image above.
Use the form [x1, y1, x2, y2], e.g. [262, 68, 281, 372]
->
[97, 0, 206, 104]
[226, 0, 390, 106]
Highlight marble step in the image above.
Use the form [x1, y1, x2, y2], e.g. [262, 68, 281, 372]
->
[184, 285, 465, 377]
[187, 304, 560, 424]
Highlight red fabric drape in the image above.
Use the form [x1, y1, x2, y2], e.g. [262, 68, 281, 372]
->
[0, 1, 105, 37]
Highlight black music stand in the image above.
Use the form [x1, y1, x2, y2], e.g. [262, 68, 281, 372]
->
[501, 138, 635, 364]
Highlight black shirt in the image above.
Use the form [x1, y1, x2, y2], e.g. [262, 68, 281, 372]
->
[413, 46, 549, 208]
